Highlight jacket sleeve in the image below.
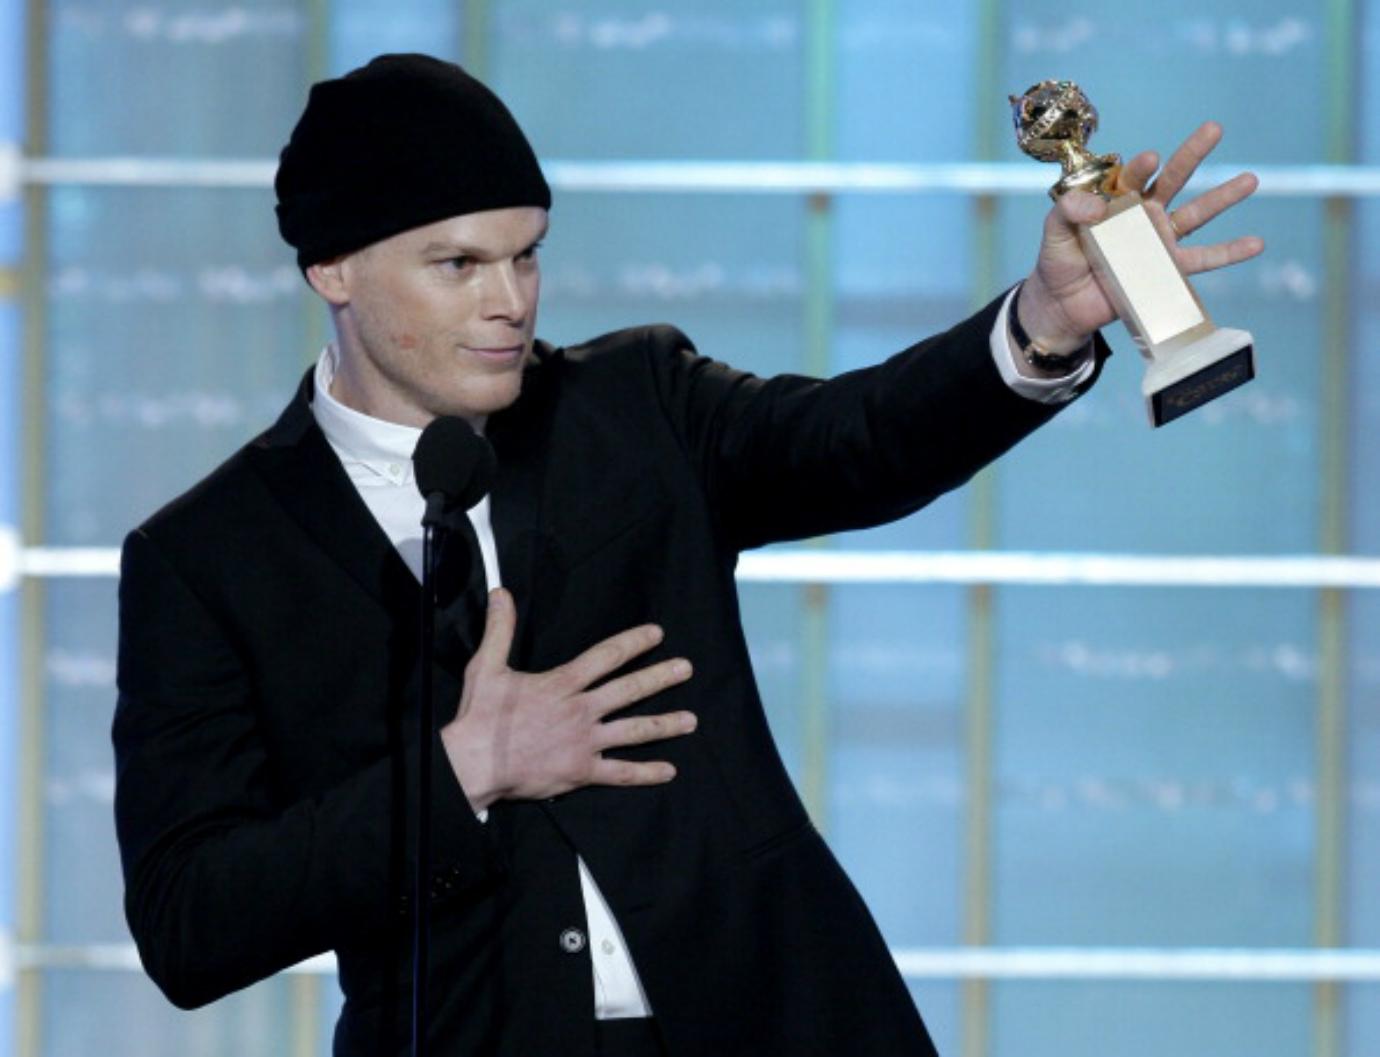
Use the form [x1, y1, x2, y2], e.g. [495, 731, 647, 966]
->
[112, 526, 503, 1009]
[647, 290, 1108, 552]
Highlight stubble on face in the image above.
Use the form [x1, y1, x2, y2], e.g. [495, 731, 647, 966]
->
[327, 206, 549, 428]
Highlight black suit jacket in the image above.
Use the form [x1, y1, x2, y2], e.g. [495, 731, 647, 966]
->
[114, 293, 1104, 1056]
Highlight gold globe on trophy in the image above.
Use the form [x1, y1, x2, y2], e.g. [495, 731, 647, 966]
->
[1010, 80, 1255, 426]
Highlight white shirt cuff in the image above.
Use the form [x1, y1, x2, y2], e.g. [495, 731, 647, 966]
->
[989, 287, 1096, 405]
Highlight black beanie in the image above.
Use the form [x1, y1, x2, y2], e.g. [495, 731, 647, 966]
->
[275, 53, 552, 270]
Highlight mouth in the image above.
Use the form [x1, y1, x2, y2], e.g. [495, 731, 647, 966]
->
[463, 344, 526, 361]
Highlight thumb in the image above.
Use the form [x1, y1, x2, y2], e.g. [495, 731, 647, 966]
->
[1051, 189, 1108, 231]
[470, 587, 517, 673]
[1037, 192, 1108, 292]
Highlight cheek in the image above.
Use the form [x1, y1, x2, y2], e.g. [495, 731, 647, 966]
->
[525, 275, 542, 323]
[394, 332, 419, 350]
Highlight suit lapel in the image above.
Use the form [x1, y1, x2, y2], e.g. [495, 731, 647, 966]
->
[245, 368, 424, 645]
[486, 345, 560, 667]
[246, 357, 561, 679]
[487, 350, 656, 900]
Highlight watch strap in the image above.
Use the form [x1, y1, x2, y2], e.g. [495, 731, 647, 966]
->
[1009, 283, 1093, 374]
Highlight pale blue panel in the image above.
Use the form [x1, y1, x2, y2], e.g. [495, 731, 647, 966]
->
[833, 197, 974, 312]
[739, 583, 811, 793]
[1350, 242, 1380, 557]
[745, 578, 970, 1053]
[827, 585, 967, 936]
[489, 1, 805, 159]
[318, 984, 345, 1057]
[993, 586, 1316, 1057]
[44, 186, 311, 545]
[0, 302, 16, 522]
[1349, 985, 1380, 1057]
[1349, 596, 1380, 1054]
[0, 271, 15, 1057]
[42, 580, 121, 944]
[49, 0, 308, 156]
[0, 0, 20, 139]
[0, 204, 19, 266]
[991, 981, 1311, 1057]
[908, 980, 961, 1057]
[43, 970, 297, 1057]
[826, 582, 967, 1052]
[1002, 1, 1324, 165]
[0, 0, 21, 264]
[835, 0, 977, 162]
[1350, 8, 1380, 1052]
[328, 0, 458, 74]
[994, 588, 1316, 948]
[0, 300, 18, 996]
[537, 193, 806, 379]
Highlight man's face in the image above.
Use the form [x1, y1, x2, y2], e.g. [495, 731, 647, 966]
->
[316, 206, 548, 427]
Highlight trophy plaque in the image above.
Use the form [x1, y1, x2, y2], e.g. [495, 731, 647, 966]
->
[1010, 80, 1255, 427]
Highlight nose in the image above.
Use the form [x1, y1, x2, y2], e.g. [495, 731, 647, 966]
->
[480, 262, 527, 324]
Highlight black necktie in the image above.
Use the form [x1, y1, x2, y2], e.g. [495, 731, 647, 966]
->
[431, 509, 488, 667]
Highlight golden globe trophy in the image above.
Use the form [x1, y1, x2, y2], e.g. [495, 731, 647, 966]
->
[1010, 80, 1254, 426]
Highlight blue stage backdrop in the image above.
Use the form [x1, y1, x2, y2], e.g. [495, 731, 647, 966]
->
[0, 2, 1376, 1056]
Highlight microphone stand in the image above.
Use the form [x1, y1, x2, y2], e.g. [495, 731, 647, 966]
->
[412, 493, 448, 1057]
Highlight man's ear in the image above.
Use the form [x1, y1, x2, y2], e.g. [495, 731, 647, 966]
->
[305, 255, 351, 306]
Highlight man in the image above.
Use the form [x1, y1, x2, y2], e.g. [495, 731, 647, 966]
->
[113, 54, 1262, 1057]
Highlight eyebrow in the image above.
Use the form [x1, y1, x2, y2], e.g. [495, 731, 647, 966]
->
[419, 228, 549, 260]
[420, 240, 478, 257]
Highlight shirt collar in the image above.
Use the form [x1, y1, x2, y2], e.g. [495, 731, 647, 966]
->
[311, 344, 423, 485]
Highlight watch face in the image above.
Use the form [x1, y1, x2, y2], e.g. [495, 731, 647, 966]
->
[1011, 282, 1091, 374]
[1024, 342, 1092, 375]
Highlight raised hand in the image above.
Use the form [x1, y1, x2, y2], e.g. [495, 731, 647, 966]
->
[440, 588, 697, 813]
[1018, 121, 1265, 355]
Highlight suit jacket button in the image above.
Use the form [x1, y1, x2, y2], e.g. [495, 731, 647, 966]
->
[559, 928, 586, 954]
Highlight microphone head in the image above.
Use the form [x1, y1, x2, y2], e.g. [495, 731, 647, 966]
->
[413, 416, 497, 512]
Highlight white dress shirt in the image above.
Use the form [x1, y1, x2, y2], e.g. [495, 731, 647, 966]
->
[989, 285, 1097, 403]
[306, 305, 1087, 1020]
[310, 345, 653, 1019]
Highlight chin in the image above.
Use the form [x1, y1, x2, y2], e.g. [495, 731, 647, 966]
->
[445, 376, 524, 420]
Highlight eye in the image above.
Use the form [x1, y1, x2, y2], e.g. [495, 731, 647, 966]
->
[517, 241, 543, 262]
[439, 255, 474, 272]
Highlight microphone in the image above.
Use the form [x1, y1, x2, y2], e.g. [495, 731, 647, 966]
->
[413, 416, 497, 527]
[408, 415, 495, 1057]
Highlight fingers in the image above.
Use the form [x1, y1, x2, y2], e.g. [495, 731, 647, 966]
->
[1165, 171, 1259, 240]
[1147, 120, 1222, 205]
[1115, 150, 1159, 196]
[557, 623, 665, 691]
[586, 657, 694, 718]
[1053, 189, 1108, 229]
[469, 588, 517, 674]
[589, 756, 678, 787]
[594, 710, 698, 752]
[584, 708, 698, 789]
[1179, 234, 1266, 276]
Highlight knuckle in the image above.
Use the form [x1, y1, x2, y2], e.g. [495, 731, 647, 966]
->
[597, 641, 628, 674]
[550, 668, 579, 698]
[580, 696, 604, 726]
[631, 669, 658, 699]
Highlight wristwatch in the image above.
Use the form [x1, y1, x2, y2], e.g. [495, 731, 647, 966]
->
[1008, 283, 1093, 375]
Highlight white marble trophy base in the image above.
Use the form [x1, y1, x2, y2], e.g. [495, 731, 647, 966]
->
[1141, 326, 1255, 426]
